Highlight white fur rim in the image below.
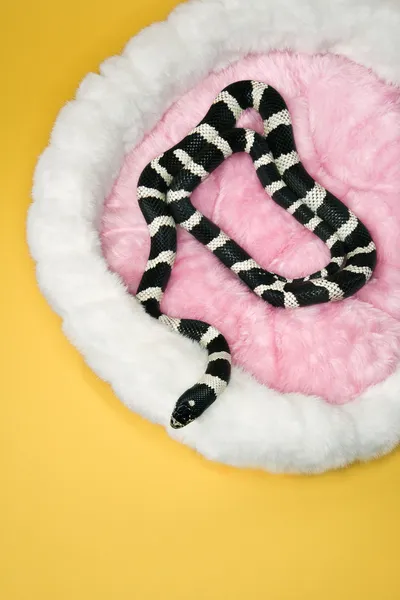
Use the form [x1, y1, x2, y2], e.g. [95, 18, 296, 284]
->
[27, 0, 400, 473]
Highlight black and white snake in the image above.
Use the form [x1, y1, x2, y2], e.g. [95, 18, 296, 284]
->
[135, 80, 377, 429]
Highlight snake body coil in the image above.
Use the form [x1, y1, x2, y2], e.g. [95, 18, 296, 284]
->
[135, 80, 377, 429]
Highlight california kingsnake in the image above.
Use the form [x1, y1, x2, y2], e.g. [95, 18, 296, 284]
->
[135, 80, 377, 429]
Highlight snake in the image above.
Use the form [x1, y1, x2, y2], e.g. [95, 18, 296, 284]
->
[135, 80, 377, 429]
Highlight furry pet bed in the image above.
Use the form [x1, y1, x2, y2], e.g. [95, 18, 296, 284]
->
[28, 0, 400, 473]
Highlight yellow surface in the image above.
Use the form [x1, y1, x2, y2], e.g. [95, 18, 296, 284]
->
[1, 1, 400, 598]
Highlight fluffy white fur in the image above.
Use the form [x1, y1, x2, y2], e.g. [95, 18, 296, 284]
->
[27, 0, 400, 473]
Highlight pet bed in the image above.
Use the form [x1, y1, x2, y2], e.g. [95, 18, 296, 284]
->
[28, 0, 400, 472]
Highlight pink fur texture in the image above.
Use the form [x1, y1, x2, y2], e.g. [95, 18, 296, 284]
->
[101, 52, 400, 405]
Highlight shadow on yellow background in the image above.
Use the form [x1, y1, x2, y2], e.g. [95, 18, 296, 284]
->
[1, 1, 399, 598]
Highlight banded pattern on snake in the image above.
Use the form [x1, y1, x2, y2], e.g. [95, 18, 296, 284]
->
[135, 80, 377, 429]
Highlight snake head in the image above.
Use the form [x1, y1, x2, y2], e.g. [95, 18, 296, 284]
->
[170, 394, 197, 429]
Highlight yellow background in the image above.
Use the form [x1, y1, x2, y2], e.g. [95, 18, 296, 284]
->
[1, 1, 400, 598]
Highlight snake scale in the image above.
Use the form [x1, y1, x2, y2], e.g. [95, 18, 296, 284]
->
[135, 80, 377, 429]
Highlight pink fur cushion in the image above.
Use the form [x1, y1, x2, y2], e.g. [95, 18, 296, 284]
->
[101, 52, 400, 405]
